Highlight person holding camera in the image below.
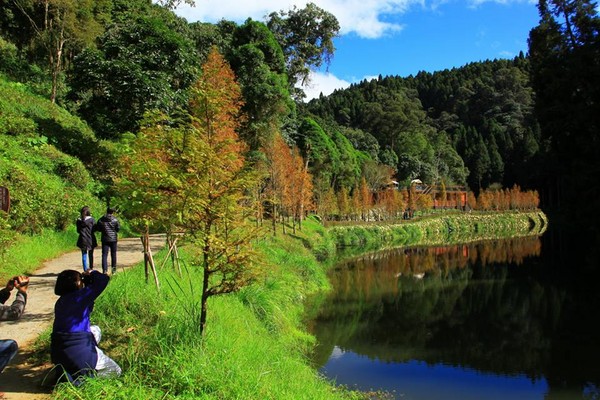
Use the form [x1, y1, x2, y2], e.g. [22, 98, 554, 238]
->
[0, 275, 29, 321]
[1, 276, 29, 373]
[51, 269, 121, 381]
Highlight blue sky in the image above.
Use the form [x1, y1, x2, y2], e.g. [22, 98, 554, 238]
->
[174, 0, 540, 99]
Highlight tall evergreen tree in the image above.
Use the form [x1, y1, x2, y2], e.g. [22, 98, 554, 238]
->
[228, 19, 293, 151]
[528, 0, 600, 221]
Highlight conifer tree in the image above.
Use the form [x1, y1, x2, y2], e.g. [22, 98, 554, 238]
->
[262, 132, 293, 235]
[117, 47, 259, 335]
[186, 47, 259, 334]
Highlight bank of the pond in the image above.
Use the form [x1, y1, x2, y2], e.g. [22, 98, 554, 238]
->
[49, 211, 546, 399]
[329, 210, 547, 254]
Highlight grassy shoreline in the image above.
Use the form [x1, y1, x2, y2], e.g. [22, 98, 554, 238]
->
[31, 211, 546, 399]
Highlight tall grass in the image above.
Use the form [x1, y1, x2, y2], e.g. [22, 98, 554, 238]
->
[51, 218, 359, 399]
[48, 211, 547, 399]
[0, 227, 79, 282]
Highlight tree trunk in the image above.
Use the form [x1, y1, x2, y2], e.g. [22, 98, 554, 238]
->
[298, 154, 310, 231]
[141, 229, 149, 284]
[200, 264, 210, 335]
[200, 221, 212, 335]
[271, 201, 277, 236]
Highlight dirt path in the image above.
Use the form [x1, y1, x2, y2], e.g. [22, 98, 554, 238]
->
[0, 235, 166, 399]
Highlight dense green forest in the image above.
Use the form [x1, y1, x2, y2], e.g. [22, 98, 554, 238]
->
[0, 0, 598, 241]
[305, 56, 539, 192]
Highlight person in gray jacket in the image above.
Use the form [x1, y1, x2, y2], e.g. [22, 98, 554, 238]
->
[1, 276, 29, 373]
[0, 275, 28, 321]
[95, 207, 120, 275]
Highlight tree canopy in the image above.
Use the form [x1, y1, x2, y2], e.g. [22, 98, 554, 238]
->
[266, 2, 340, 100]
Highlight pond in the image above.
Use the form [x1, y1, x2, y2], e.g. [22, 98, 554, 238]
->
[307, 229, 600, 399]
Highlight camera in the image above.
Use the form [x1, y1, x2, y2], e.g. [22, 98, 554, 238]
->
[12, 277, 28, 287]
[81, 274, 92, 286]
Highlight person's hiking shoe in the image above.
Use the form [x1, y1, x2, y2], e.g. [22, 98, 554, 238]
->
[112, 268, 117, 275]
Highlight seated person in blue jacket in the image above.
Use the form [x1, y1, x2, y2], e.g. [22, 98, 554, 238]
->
[51, 269, 121, 380]
[1, 275, 29, 372]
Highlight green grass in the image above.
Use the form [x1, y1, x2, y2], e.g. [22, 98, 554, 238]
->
[49, 226, 358, 399]
[0, 222, 135, 284]
[0, 228, 79, 282]
[329, 211, 547, 253]
[44, 211, 546, 399]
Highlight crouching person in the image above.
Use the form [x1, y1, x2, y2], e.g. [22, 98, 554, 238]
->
[51, 269, 121, 382]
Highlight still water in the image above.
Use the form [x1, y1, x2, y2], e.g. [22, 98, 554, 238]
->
[307, 231, 600, 399]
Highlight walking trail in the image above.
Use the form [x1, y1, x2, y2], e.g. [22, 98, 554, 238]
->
[0, 235, 166, 400]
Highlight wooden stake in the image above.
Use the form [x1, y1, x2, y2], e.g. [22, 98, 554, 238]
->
[160, 236, 177, 268]
[141, 234, 149, 284]
[147, 245, 160, 292]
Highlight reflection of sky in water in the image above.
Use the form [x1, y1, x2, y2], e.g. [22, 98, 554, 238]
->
[321, 350, 549, 400]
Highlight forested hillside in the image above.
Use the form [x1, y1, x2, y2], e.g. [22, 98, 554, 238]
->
[0, 0, 598, 397]
[305, 55, 540, 192]
[0, 75, 104, 245]
[0, 0, 597, 236]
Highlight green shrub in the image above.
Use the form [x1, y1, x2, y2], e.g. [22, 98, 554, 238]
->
[0, 114, 38, 136]
[0, 37, 28, 80]
[0, 136, 103, 233]
[43, 147, 92, 190]
[0, 76, 98, 163]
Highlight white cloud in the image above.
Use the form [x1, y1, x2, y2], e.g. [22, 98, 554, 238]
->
[301, 71, 352, 101]
[174, 0, 422, 39]
[301, 71, 380, 101]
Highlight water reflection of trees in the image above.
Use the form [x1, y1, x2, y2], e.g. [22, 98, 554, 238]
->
[320, 236, 542, 308]
[309, 236, 561, 378]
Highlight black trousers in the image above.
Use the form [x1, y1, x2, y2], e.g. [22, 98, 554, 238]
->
[101, 241, 118, 273]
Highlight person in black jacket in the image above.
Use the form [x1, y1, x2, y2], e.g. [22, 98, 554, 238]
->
[95, 207, 120, 275]
[76, 206, 97, 272]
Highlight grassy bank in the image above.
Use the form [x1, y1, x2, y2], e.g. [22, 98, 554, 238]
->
[330, 211, 547, 255]
[0, 228, 79, 282]
[46, 211, 546, 399]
